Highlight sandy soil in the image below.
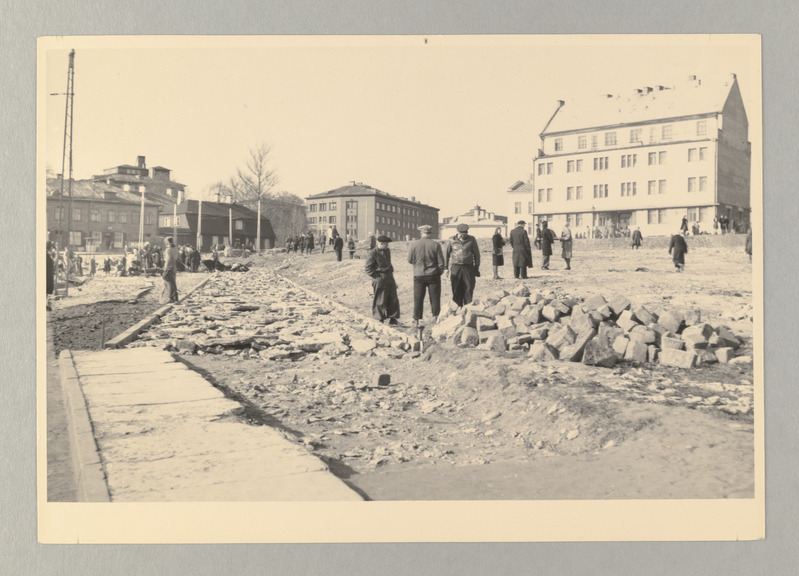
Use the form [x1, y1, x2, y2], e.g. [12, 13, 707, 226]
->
[179, 236, 755, 500]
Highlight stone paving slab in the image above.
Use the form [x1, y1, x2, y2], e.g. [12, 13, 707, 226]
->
[67, 348, 362, 502]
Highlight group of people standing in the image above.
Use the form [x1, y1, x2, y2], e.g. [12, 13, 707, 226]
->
[492, 220, 573, 280]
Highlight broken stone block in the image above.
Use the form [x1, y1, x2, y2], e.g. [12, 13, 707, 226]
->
[447, 300, 461, 314]
[681, 324, 712, 349]
[696, 349, 719, 365]
[464, 311, 481, 328]
[588, 310, 604, 326]
[528, 326, 549, 341]
[490, 288, 510, 300]
[629, 328, 657, 345]
[608, 294, 631, 316]
[659, 348, 697, 369]
[661, 336, 686, 350]
[513, 316, 531, 333]
[596, 304, 613, 319]
[570, 313, 596, 336]
[582, 338, 617, 368]
[511, 284, 530, 297]
[612, 335, 629, 356]
[459, 327, 480, 347]
[657, 311, 684, 335]
[618, 309, 639, 325]
[483, 303, 506, 318]
[598, 323, 624, 344]
[617, 315, 639, 333]
[476, 317, 497, 331]
[632, 305, 657, 326]
[583, 293, 607, 311]
[517, 333, 533, 345]
[432, 315, 463, 341]
[484, 333, 506, 353]
[175, 339, 198, 353]
[521, 305, 542, 325]
[496, 316, 517, 339]
[715, 347, 734, 363]
[374, 374, 391, 387]
[729, 355, 752, 365]
[541, 304, 561, 322]
[546, 325, 576, 349]
[647, 345, 659, 363]
[624, 340, 648, 363]
[559, 328, 596, 362]
[554, 300, 572, 315]
[716, 326, 742, 350]
[528, 341, 559, 361]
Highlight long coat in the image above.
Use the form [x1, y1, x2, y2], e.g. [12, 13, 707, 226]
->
[631, 229, 643, 247]
[540, 226, 557, 256]
[509, 226, 533, 267]
[669, 234, 688, 265]
[491, 233, 505, 267]
[365, 247, 400, 321]
[560, 227, 573, 259]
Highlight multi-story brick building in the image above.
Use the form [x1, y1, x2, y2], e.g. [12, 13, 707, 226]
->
[529, 73, 751, 237]
[46, 177, 160, 251]
[305, 182, 440, 240]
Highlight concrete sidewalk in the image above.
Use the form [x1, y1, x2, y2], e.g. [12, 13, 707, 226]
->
[59, 347, 362, 501]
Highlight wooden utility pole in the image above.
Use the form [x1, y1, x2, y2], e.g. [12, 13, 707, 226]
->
[56, 49, 76, 296]
[196, 199, 203, 251]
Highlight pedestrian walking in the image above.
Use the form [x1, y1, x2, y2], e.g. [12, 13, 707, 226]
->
[445, 223, 480, 307]
[745, 227, 752, 263]
[509, 220, 532, 279]
[365, 235, 400, 324]
[668, 229, 688, 272]
[407, 224, 445, 326]
[347, 237, 356, 259]
[560, 223, 573, 270]
[539, 221, 557, 270]
[534, 223, 542, 250]
[631, 226, 643, 249]
[162, 237, 180, 303]
[491, 227, 505, 280]
[306, 231, 315, 254]
[319, 231, 326, 253]
[89, 256, 96, 277]
[333, 235, 344, 261]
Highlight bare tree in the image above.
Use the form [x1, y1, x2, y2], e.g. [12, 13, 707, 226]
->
[230, 142, 279, 208]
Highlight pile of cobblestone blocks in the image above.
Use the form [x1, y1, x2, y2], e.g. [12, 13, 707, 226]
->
[431, 285, 746, 369]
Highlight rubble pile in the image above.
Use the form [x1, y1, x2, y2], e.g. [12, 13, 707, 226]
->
[432, 285, 749, 370]
[130, 271, 414, 360]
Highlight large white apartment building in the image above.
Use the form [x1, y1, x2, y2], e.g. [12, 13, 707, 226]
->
[529, 73, 751, 237]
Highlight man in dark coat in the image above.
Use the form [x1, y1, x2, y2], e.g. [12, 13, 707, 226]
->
[631, 227, 643, 249]
[333, 234, 344, 261]
[668, 229, 688, 272]
[445, 223, 480, 307]
[491, 227, 505, 280]
[365, 235, 400, 324]
[509, 220, 532, 279]
[539, 221, 557, 270]
[407, 224, 445, 326]
[46, 241, 55, 310]
[681, 216, 689, 236]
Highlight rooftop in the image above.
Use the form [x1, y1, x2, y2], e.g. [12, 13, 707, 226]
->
[306, 183, 439, 211]
[543, 73, 741, 135]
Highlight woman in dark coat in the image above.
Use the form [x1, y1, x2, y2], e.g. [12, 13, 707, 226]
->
[364, 236, 400, 324]
[540, 221, 557, 270]
[668, 230, 688, 272]
[560, 223, 573, 270]
[491, 227, 505, 280]
[509, 220, 533, 279]
[333, 235, 344, 261]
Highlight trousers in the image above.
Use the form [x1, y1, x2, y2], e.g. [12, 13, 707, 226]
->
[413, 274, 442, 320]
[449, 264, 476, 307]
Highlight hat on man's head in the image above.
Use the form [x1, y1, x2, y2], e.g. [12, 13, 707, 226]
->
[377, 235, 392, 243]
[516, 220, 526, 226]
[456, 223, 469, 233]
[418, 224, 432, 234]
[166, 237, 174, 244]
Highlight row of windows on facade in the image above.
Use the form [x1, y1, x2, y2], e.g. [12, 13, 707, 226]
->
[537, 147, 709, 176]
[307, 200, 427, 219]
[307, 201, 337, 213]
[62, 230, 127, 247]
[160, 216, 247, 231]
[552, 120, 708, 152]
[53, 207, 154, 225]
[514, 176, 709, 210]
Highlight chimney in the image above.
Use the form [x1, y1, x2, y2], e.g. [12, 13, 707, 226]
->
[350, 180, 356, 186]
[645, 87, 653, 93]
[688, 75, 697, 81]
[214, 191, 221, 203]
[411, 196, 416, 201]
[137, 155, 146, 168]
[656, 85, 665, 91]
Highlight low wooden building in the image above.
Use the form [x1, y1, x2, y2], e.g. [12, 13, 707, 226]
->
[165, 200, 277, 251]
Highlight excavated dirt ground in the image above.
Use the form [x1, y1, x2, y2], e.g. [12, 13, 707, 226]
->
[50, 237, 757, 500]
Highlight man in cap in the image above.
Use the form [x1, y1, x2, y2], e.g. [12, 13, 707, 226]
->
[445, 223, 481, 307]
[539, 220, 557, 270]
[407, 224, 446, 326]
[162, 237, 180, 304]
[365, 235, 401, 324]
[509, 220, 533, 279]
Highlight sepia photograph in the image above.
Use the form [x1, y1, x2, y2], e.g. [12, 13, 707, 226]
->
[37, 34, 763, 543]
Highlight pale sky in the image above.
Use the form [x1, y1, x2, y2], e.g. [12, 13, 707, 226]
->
[39, 35, 760, 218]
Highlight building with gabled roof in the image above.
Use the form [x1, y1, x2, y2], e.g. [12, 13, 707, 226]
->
[441, 205, 508, 239]
[46, 177, 160, 251]
[506, 180, 535, 235]
[165, 199, 277, 251]
[528, 73, 751, 237]
[305, 182, 440, 240]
